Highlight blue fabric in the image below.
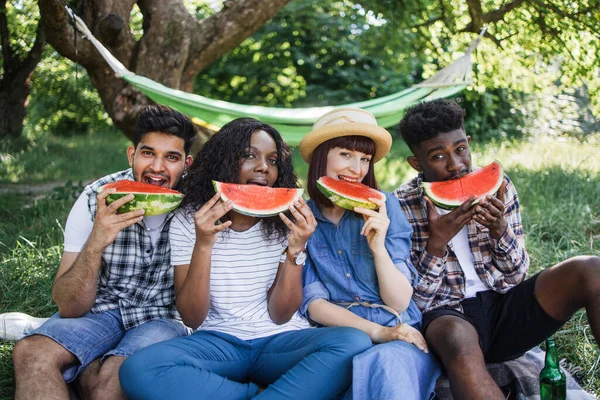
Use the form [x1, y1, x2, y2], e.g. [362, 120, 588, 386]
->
[29, 310, 187, 382]
[119, 327, 372, 400]
[302, 192, 441, 400]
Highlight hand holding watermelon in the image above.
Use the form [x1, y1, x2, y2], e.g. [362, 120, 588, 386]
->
[193, 192, 233, 246]
[472, 181, 508, 239]
[424, 195, 479, 258]
[89, 188, 145, 251]
[279, 198, 317, 255]
[354, 197, 390, 252]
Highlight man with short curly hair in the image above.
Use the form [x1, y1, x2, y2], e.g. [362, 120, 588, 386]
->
[394, 98, 600, 400]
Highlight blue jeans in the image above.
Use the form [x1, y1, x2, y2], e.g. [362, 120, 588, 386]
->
[28, 310, 188, 382]
[119, 327, 372, 400]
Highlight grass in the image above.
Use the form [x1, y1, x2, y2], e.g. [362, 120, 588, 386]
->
[0, 129, 130, 184]
[1, 133, 599, 398]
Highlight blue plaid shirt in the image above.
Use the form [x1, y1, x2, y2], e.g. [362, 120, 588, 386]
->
[83, 169, 179, 329]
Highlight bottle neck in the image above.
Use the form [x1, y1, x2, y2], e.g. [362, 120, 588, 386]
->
[544, 339, 559, 369]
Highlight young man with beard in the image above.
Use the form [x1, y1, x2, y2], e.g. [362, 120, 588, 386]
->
[11, 105, 195, 400]
[394, 99, 600, 400]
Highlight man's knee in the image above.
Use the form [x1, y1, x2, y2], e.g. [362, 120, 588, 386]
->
[425, 316, 481, 362]
[13, 334, 74, 370]
[85, 357, 125, 400]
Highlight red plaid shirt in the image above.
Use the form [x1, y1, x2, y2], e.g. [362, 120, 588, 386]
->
[393, 173, 529, 312]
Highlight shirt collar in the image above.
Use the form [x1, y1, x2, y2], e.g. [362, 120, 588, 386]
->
[307, 199, 350, 224]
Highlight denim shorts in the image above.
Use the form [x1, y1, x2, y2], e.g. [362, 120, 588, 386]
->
[28, 309, 188, 382]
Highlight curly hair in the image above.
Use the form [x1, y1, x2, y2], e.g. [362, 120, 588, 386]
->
[179, 118, 298, 241]
[133, 105, 196, 155]
[399, 99, 466, 151]
[306, 136, 378, 207]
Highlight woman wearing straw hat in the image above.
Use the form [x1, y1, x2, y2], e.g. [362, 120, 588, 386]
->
[299, 108, 441, 399]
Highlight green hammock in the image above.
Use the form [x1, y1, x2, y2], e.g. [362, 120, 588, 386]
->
[67, 6, 484, 144]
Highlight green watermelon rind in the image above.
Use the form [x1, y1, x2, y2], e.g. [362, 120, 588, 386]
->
[317, 178, 385, 211]
[422, 160, 503, 210]
[213, 181, 304, 217]
[103, 192, 184, 216]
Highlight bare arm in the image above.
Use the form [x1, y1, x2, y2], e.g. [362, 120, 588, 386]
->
[308, 299, 427, 351]
[267, 198, 316, 324]
[174, 193, 232, 329]
[52, 191, 143, 318]
[355, 198, 412, 313]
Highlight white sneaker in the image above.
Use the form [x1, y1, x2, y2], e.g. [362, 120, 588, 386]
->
[0, 312, 49, 341]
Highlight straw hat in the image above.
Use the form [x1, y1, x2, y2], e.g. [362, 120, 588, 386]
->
[299, 107, 392, 163]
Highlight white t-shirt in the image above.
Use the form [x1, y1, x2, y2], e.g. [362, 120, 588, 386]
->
[170, 210, 310, 340]
[436, 207, 488, 298]
[64, 192, 167, 252]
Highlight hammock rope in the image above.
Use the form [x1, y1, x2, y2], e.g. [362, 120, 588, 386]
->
[65, 6, 483, 143]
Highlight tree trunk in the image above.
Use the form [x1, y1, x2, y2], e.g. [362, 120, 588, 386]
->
[38, 0, 292, 139]
[0, 0, 45, 141]
[0, 80, 30, 140]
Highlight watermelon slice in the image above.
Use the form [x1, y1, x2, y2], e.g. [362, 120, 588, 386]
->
[213, 181, 304, 217]
[98, 180, 184, 216]
[317, 176, 386, 210]
[422, 160, 504, 210]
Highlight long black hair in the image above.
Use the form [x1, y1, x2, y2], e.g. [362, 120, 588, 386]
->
[179, 118, 298, 241]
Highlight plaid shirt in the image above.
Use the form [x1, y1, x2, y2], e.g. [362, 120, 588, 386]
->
[83, 169, 178, 329]
[393, 172, 529, 312]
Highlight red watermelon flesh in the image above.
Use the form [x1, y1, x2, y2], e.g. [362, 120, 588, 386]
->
[317, 176, 386, 211]
[213, 181, 304, 217]
[422, 160, 503, 210]
[100, 180, 181, 194]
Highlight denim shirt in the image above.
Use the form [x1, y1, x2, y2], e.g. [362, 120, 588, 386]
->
[301, 192, 423, 329]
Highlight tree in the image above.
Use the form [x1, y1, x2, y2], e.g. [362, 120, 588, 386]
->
[0, 0, 45, 141]
[38, 0, 292, 139]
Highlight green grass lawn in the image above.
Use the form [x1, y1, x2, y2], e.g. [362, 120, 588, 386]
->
[1, 133, 599, 398]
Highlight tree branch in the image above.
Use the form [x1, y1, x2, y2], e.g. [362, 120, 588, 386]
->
[182, 0, 292, 87]
[21, 20, 46, 75]
[484, 0, 526, 24]
[38, 0, 101, 67]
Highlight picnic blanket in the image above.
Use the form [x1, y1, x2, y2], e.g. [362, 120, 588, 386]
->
[434, 346, 594, 399]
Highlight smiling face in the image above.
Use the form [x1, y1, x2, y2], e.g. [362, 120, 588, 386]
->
[407, 128, 472, 182]
[238, 129, 279, 187]
[127, 132, 193, 189]
[325, 147, 372, 184]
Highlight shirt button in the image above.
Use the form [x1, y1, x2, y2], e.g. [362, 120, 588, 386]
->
[146, 249, 151, 254]
[346, 273, 351, 278]
[337, 249, 343, 255]
[355, 296, 360, 301]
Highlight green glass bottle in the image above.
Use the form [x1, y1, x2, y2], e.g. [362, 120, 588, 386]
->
[539, 338, 566, 400]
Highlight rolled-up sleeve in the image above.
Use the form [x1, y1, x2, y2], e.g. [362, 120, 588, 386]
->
[301, 253, 330, 317]
[385, 193, 417, 285]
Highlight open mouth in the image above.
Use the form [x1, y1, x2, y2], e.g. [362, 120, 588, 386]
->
[338, 175, 359, 183]
[247, 179, 268, 186]
[143, 175, 169, 187]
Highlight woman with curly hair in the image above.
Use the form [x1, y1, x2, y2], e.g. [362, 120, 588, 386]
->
[299, 108, 441, 399]
[119, 118, 372, 400]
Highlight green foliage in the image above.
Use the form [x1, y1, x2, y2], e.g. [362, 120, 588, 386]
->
[0, 0, 40, 75]
[25, 51, 112, 137]
[194, 0, 421, 107]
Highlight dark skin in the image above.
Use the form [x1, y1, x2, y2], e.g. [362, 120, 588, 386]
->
[407, 128, 600, 400]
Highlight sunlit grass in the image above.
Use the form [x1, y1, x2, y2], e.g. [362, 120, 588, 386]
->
[0, 129, 130, 184]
